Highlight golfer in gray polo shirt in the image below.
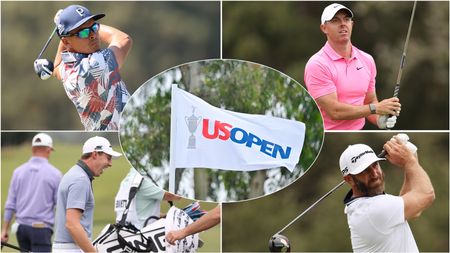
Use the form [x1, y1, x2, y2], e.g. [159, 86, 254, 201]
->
[53, 136, 121, 252]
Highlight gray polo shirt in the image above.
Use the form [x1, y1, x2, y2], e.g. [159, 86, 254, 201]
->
[54, 161, 94, 243]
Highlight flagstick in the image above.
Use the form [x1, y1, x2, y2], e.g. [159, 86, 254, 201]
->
[169, 84, 177, 193]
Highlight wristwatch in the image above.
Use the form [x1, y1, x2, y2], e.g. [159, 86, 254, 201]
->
[369, 104, 376, 114]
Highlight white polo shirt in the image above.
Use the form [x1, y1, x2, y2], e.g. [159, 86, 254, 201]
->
[344, 191, 418, 252]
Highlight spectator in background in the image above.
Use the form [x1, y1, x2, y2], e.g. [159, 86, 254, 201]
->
[1, 133, 62, 252]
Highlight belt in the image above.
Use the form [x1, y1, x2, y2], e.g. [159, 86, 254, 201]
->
[18, 223, 51, 229]
[31, 222, 48, 228]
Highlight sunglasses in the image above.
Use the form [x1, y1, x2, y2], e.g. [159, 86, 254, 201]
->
[67, 23, 100, 39]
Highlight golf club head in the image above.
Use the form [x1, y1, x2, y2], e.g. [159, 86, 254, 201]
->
[269, 234, 291, 252]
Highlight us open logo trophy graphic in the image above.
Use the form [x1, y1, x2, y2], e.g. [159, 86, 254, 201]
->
[185, 107, 202, 149]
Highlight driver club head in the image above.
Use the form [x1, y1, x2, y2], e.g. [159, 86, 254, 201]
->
[269, 234, 291, 252]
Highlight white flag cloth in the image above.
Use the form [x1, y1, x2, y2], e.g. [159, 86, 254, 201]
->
[170, 85, 306, 172]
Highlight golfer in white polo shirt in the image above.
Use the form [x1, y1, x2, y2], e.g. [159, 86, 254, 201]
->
[53, 136, 121, 252]
[339, 136, 434, 252]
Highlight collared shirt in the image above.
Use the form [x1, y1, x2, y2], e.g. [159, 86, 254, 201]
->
[76, 160, 94, 182]
[304, 41, 377, 130]
[3, 157, 62, 228]
[115, 168, 164, 229]
[59, 48, 130, 131]
[343, 190, 418, 252]
[54, 163, 95, 243]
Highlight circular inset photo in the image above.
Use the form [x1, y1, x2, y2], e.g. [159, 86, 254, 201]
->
[119, 59, 323, 202]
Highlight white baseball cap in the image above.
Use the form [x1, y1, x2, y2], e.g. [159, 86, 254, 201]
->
[32, 133, 54, 150]
[321, 3, 354, 24]
[82, 136, 122, 158]
[339, 144, 385, 176]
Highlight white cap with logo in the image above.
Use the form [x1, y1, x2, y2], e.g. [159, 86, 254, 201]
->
[82, 136, 122, 159]
[339, 144, 385, 176]
[321, 3, 354, 24]
[32, 133, 54, 150]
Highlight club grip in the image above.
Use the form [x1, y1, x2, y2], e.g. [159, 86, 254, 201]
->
[378, 150, 387, 158]
[393, 84, 400, 98]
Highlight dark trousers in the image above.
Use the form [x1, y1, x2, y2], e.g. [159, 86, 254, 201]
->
[16, 224, 52, 252]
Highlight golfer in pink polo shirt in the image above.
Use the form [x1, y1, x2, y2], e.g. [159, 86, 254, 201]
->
[305, 3, 401, 130]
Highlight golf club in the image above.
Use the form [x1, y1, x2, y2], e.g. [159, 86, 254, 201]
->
[1, 241, 29, 252]
[37, 27, 57, 60]
[393, 0, 417, 97]
[34, 27, 57, 80]
[269, 149, 389, 252]
[387, 1, 417, 129]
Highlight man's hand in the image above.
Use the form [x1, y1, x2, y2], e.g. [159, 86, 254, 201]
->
[1, 230, 8, 243]
[375, 97, 401, 116]
[166, 229, 187, 245]
[383, 136, 418, 168]
[377, 115, 397, 129]
[34, 59, 54, 80]
[54, 9, 63, 25]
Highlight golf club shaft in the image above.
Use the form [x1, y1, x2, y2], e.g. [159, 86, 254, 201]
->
[274, 150, 386, 235]
[1, 242, 28, 252]
[37, 27, 57, 60]
[393, 0, 417, 98]
[275, 180, 345, 235]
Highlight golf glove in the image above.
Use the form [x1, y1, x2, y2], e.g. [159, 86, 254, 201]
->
[377, 115, 397, 129]
[34, 59, 54, 80]
[392, 133, 418, 154]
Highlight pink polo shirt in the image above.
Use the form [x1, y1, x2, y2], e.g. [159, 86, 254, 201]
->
[304, 42, 377, 130]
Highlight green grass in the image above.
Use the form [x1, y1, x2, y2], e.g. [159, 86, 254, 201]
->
[1, 143, 220, 252]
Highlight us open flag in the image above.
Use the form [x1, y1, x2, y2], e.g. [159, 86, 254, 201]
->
[170, 84, 306, 174]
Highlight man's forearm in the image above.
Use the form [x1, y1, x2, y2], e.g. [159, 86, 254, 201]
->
[98, 25, 129, 45]
[2, 220, 11, 231]
[183, 206, 221, 236]
[66, 223, 96, 252]
[98, 24, 132, 69]
[401, 160, 434, 199]
[53, 41, 65, 80]
[98, 24, 132, 56]
[163, 191, 182, 202]
[401, 160, 435, 219]
[316, 97, 372, 120]
[384, 139, 435, 219]
[66, 209, 96, 252]
[399, 156, 417, 195]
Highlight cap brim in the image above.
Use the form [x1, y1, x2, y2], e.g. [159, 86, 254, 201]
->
[340, 8, 353, 18]
[350, 157, 385, 175]
[104, 149, 122, 159]
[67, 13, 105, 33]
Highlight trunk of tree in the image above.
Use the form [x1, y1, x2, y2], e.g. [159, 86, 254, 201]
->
[194, 169, 209, 200]
[174, 167, 185, 193]
[249, 171, 266, 199]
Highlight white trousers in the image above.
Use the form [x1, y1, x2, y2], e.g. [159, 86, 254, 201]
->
[52, 243, 83, 252]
